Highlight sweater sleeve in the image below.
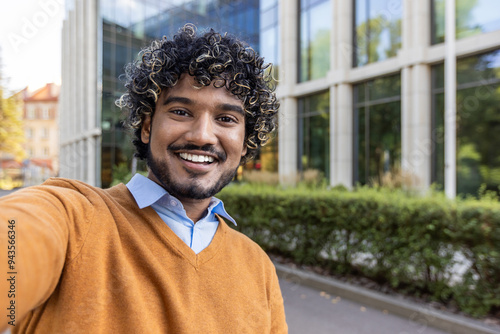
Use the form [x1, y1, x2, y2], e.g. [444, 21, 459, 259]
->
[270, 267, 288, 333]
[0, 181, 93, 331]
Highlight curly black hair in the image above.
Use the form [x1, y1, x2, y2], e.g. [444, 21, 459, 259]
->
[116, 23, 279, 164]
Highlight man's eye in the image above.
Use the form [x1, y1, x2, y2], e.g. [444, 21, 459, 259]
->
[171, 109, 188, 116]
[218, 116, 236, 123]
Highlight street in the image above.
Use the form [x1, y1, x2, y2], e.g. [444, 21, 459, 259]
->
[0, 189, 19, 198]
[279, 277, 447, 334]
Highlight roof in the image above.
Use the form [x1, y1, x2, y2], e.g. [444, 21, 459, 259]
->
[24, 83, 60, 102]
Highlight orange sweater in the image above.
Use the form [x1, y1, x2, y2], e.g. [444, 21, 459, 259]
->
[0, 178, 287, 333]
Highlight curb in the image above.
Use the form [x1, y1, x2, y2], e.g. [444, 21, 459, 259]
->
[274, 263, 500, 334]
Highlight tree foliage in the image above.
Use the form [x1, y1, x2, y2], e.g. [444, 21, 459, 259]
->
[0, 83, 26, 161]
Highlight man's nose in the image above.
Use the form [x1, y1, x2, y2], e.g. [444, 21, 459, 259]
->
[185, 114, 217, 146]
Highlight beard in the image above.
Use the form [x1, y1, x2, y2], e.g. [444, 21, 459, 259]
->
[146, 143, 239, 200]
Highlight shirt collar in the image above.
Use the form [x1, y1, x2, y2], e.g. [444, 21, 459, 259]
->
[126, 173, 236, 225]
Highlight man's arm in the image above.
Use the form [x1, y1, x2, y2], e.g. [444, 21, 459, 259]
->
[0, 185, 75, 330]
[270, 268, 288, 333]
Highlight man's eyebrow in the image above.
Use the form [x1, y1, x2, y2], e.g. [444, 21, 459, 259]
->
[163, 95, 245, 116]
[219, 103, 245, 116]
[163, 96, 193, 106]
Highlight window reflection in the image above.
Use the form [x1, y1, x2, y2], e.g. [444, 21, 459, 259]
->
[299, 0, 331, 82]
[354, 0, 402, 67]
[260, 0, 279, 81]
[432, 49, 500, 195]
[432, 0, 500, 44]
[354, 75, 401, 185]
[298, 91, 330, 180]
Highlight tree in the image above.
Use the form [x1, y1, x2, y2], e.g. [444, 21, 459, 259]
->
[0, 53, 26, 161]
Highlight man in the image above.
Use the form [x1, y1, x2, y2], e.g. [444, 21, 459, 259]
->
[0, 24, 287, 333]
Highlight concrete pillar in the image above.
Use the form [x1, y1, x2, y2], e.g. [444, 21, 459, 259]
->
[279, 0, 298, 86]
[333, 84, 353, 188]
[401, 66, 412, 181]
[329, 0, 353, 188]
[445, 0, 456, 198]
[400, 0, 432, 191]
[402, 65, 432, 191]
[278, 0, 299, 185]
[278, 98, 298, 185]
[87, 0, 98, 186]
[412, 65, 432, 190]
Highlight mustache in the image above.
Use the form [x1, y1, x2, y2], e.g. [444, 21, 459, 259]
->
[168, 144, 227, 162]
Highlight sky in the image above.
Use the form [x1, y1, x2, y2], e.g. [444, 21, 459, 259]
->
[0, 0, 64, 94]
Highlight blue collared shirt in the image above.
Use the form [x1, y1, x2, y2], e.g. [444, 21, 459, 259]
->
[126, 173, 236, 254]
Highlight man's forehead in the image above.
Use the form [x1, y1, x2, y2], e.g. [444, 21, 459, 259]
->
[159, 74, 243, 104]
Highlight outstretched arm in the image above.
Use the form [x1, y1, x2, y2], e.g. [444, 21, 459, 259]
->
[0, 185, 78, 330]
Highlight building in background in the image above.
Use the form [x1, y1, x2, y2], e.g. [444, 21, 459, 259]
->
[61, 0, 500, 197]
[22, 83, 60, 185]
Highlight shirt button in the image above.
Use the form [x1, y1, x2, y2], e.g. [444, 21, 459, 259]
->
[170, 200, 177, 206]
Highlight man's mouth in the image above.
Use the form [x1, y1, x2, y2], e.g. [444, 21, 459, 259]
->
[178, 152, 215, 163]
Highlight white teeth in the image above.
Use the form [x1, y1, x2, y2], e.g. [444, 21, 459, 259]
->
[179, 153, 214, 163]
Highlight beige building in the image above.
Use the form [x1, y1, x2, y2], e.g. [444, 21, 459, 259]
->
[22, 83, 60, 185]
[61, 0, 500, 197]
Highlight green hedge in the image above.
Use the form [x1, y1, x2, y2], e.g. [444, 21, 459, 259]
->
[218, 184, 500, 317]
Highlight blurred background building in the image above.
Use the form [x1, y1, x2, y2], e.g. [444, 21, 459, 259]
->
[21, 83, 60, 186]
[60, 0, 500, 197]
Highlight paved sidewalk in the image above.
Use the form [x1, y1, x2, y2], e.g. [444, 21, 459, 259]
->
[277, 263, 500, 334]
[280, 277, 447, 334]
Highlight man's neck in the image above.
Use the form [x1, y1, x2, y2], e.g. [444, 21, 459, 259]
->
[146, 172, 211, 223]
[178, 197, 212, 223]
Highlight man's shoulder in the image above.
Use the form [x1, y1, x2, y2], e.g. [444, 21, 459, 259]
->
[18, 178, 131, 207]
[41, 177, 99, 192]
[41, 178, 129, 196]
[221, 219, 272, 261]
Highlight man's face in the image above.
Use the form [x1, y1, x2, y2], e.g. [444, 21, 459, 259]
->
[141, 74, 247, 201]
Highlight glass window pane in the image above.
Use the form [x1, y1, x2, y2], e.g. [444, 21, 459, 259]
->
[299, 0, 331, 82]
[431, 0, 445, 44]
[456, 50, 500, 195]
[431, 64, 445, 189]
[260, 0, 277, 11]
[433, 0, 500, 44]
[354, 0, 402, 67]
[309, 1, 331, 80]
[368, 75, 401, 101]
[299, 91, 330, 180]
[457, 0, 500, 39]
[432, 50, 500, 196]
[354, 74, 401, 185]
[432, 92, 445, 188]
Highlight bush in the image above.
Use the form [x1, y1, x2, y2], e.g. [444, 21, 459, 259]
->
[218, 183, 500, 317]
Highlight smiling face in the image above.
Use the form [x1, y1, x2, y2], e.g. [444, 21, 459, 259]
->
[141, 75, 247, 201]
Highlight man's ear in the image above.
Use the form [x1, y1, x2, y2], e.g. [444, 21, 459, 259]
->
[141, 115, 152, 144]
[241, 143, 248, 157]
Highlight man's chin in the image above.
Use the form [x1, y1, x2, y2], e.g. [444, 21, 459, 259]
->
[167, 182, 221, 200]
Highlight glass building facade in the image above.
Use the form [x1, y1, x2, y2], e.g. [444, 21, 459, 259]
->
[432, 0, 500, 44]
[298, 91, 330, 179]
[61, 0, 500, 197]
[432, 50, 500, 194]
[354, 0, 402, 67]
[299, 0, 331, 82]
[354, 74, 401, 185]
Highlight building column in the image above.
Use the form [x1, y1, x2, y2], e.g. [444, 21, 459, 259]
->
[278, 0, 299, 185]
[400, 0, 432, 192]
[401, 66, 432, 191]
[329, 0, 353, 188]
[445, 0, 457, 198]
[332, 84, 353, 188]
[278, 98, 298, 184]
[87, 0, 99, 186]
